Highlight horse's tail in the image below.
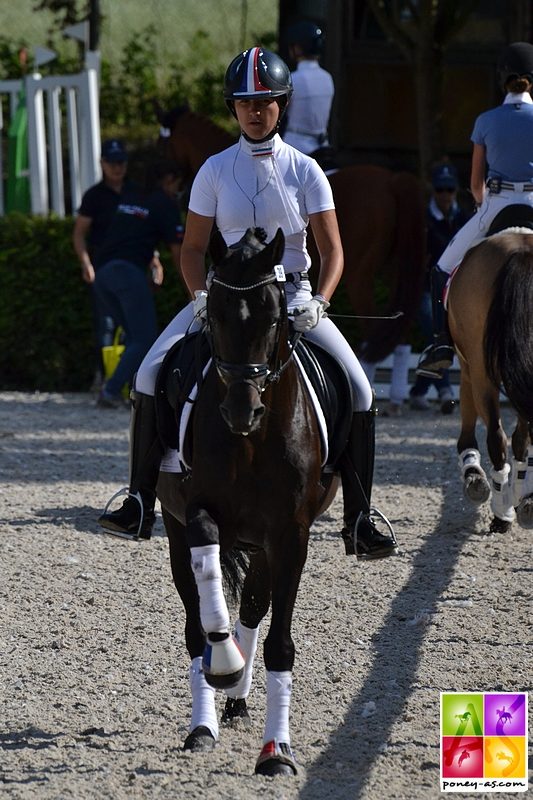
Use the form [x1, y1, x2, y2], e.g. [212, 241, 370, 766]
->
[361, 172, 426, 363]
[485, 248, 533, 421]
[220, 548, 248, 606]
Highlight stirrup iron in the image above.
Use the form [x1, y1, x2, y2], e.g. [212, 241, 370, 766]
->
[100, 486, 144, 540]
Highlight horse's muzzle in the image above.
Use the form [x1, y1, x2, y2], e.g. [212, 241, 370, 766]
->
[219, 382, 265, 435]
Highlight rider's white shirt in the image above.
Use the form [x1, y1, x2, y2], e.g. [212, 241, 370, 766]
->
[189, 134, 334, 272]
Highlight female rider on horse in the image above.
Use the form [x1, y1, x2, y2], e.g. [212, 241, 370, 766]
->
[98, 46, 397, 560]
[418, 41, 533, 377]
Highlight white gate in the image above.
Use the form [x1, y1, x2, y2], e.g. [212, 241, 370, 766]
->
[0, 63, 101, 217]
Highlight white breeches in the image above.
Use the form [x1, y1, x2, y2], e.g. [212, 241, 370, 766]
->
[135, 278, 373, 411]
[438, 188, 533, 274]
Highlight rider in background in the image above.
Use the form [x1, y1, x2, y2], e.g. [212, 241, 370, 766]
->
[417, 41, 533, 378]
[281, 21, 334, 161]
[98, 46, 396, 560]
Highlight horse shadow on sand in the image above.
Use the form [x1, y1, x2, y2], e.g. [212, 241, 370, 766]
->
[300, 423, 495, 799]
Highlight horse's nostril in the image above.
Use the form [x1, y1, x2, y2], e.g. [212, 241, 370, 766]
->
[254, 406, 265, 420]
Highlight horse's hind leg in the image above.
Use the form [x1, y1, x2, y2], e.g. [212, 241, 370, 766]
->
[161, 504, 217, 752]
[457, 365, 490, 504]
[222, 550, 271, 726]
[479, 392, 515, 532]
[512, 418, 533, 528]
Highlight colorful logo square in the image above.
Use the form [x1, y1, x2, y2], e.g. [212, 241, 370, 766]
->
[484, 736, 526, 780]
[442, 736, 483, 778]
[441, 693, 483, 736]
[484, 693, 527, 736]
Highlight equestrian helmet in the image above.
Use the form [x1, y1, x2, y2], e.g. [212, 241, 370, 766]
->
[223, 46, 293, 117]
[497, 42, 533, 90]
[285, 20, 325, 57]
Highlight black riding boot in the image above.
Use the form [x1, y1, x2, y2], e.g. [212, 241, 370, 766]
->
[340, 408, 397, 559]
[416, 267, 455, 378]
[98, 391, 162, 539]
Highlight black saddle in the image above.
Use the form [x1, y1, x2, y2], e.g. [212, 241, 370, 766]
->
[154, 331, 353, 471]
[488, 204, 533, 236]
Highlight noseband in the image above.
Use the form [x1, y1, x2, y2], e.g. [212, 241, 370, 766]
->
[208, 267, 299, 394]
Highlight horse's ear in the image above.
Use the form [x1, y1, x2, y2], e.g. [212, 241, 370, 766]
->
[272, 227, 285, 264]
[208, 227, 228, 266]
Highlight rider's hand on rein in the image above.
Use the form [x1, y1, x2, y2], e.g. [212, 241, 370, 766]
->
[193, 289, 208, 323]
[292, 295, 330, 332]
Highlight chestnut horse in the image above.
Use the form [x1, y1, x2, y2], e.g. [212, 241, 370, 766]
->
[448, 227, 533, 533]
[155, 104, 426, 363]
[157, 228, 338, 776]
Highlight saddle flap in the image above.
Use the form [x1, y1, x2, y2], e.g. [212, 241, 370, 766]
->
[294, 338, 353, 467]
[154, 331, 211, 451]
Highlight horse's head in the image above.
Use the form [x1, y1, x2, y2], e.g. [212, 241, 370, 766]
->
[154, 101, 236, 184]
[207, 227, 286, 435]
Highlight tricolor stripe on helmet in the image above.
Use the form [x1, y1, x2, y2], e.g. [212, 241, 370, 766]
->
[233, 47, 271, 96]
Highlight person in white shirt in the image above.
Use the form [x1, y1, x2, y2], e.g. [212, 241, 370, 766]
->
[98, 46, 396, 560]
[282, 21, 334, 157]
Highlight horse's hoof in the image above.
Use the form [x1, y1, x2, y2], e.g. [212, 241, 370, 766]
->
[255, 741, 297, 776]
[463, 473, 491, 505]
[183, 725, 216, 752]
[489, 516, 512, 534]
[221, 696, 251, 726]
[516, 497, 533, 529]
[202, 633, 245, 690]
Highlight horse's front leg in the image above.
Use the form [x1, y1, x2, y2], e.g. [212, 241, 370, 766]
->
[187, 505, 245, 689]
[255, 528, 308, 777]
[511, 418, 533, 529]
[456, 364, 490, 505]
[160, 497, 217, 753]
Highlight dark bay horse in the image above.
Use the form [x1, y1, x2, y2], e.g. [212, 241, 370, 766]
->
[155, 104, 426, 363]
[157, 227, 338, 776]
[448, 228, 533, 532]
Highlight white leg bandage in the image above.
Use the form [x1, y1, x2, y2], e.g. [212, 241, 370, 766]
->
[521, 444, 533, 498]
[263, 670, 292, 745]
[390, 344, 411, 405]
[458, 448, 486, 479]
[225, 620, 260, 700]
[490, 464, 515, 523]
[189, 656, 218, 739]
[190, 544, 230, 634]
[511, 457, 528, 507]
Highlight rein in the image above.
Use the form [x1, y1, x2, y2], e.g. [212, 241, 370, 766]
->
[209, 269, 300, 392]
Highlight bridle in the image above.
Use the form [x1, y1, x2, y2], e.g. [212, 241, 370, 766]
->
[208, 268, 302, 395]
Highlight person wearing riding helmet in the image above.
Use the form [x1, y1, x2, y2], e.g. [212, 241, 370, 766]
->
[281, 20, 335, 157]
[418, 41, 533, 378]
[98, 46, 396, 561]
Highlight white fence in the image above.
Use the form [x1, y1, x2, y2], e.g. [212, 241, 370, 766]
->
[0, 63, 101, 217]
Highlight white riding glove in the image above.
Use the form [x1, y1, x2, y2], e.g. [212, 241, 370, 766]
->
[292, 295, 330, 332]
[193, 290, 208, 323]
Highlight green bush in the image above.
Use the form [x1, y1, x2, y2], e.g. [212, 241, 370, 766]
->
[0, 213, 189, 390]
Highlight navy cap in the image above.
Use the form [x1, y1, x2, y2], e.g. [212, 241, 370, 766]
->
[101, 138, 127, 163]
[431, 163, 458, 189]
